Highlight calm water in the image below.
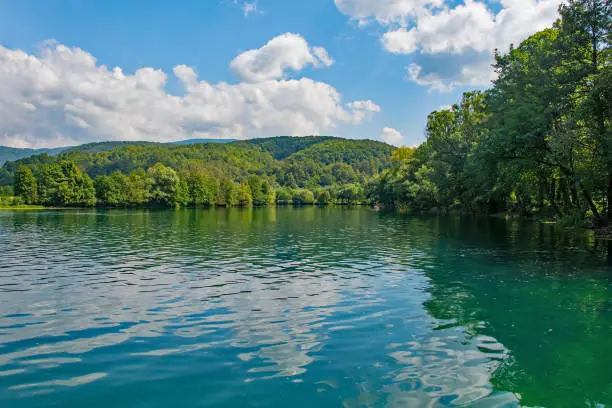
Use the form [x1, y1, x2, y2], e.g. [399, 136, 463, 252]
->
[0, 208, 611, 408]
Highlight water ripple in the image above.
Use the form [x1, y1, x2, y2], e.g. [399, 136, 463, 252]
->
[1, 208, 611, 407]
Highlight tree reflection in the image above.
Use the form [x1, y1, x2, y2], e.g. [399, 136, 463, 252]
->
[419, 216, 612, 408]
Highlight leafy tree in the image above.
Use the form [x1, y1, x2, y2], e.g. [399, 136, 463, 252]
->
[276, 187, 293, 205]
[338, 184, 364, 205]
[292, 189, 315, 205]
[0, 185, 13, 198]
[235, 183, 253, 207]
[147, 163, 180, 207]
[125, 169, 151, 206]
[38, 160, 95, 207]
[374, 0, 611, 224]
[186, 172, 217, 206]
[317, 190, 331, 205]
[14, 165, 38, 204]
[217, 178, 236, 207]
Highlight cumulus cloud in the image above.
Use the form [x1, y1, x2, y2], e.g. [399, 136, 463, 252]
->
[0, 41, 377, 148]
[334, 0, 443, 25]
[381, 0, 560, 55]
[347, 99, 382, 123]
[406, 51, 496, 92]
[380, 127, 404, 146]
[337, 0, 562, 90]
[230, 33, 334, 83]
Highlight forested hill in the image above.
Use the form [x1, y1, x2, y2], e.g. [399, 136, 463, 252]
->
[0, 146, 66, 167]
[0, 136, 393, 207]
[0, 138, 237, 166]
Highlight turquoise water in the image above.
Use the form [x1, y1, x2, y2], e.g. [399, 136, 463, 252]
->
[0, 208, 611, 407]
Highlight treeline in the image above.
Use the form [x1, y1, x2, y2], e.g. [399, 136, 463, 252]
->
[0, 137, 392, 189]
[7, 160, 369, 207]
[3, 136, 388, 207]
[376, 0, 611, 225]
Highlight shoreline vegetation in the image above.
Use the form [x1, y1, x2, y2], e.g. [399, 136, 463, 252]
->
[375, 0, 611, 230]
[1, 1, 610, 231]
[1, 137, 392, 210]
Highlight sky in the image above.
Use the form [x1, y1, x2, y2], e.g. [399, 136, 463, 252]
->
[0, 0, 562, 148]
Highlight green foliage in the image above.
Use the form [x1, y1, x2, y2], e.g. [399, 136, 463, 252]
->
[337, 183, 364, 205]
[186, 172, 217, 206]
[217, 178, 236, 207]
[38, 160, 96, 207]
[14, 165, 38, 204]
[292, 189, 315, 205]
[0, 137, 393, 209]
[246, 174, 275, 206]
[275, 187, 293, 205]
[0, 185, 13, 197]
[375, 0, 611, 223]
[317, 190, 331, 205]
[235, 183, 253, 207]
[147, 163, 181, 207]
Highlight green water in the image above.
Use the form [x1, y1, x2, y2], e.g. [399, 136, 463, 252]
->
[0, 208, 611, 407]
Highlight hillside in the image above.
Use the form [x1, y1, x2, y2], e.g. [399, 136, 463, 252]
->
[0, 136, 394, 189]
[0, 138, 237, 166]
[0, 146, 67, 166]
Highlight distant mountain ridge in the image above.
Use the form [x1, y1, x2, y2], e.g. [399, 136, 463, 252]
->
[0, 138, 236, 166]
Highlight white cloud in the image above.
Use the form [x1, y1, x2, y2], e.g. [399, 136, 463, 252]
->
[380, 127, 404, 146]
[334, 0, 443, 25]
[233, 0, 262, 17]
[230, 33, 334, 83]
[347, 99, 382, 123]
[337, 0, 562, 90]
[0, 41, 378, 148]
[382, 28, 419, 54]
[381, 0, 560, 56]
[242, 2, 259, 16]
[406, 52, 496, 92]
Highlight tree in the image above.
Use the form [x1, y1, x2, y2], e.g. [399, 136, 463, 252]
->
[186, 172, 217, 206]
[38, 160, 95, 207]
[126, 169, 151, 206]
[235, 183, 253, 207]
[14, 165, 38, 204]
[217, 178, 236, 207]
[276, 187, 293, 205]
[317, 190, 331, 205]
[95, 171, 130, 206]
[147, 163, 180, 207]
[292, 189, 315, 205]
[557, 0, 611, 220]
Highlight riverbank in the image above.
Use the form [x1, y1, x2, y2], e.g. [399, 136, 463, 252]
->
[0, 205, 48, 210]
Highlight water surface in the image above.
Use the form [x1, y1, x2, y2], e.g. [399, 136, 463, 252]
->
[0, 208, 611, 407]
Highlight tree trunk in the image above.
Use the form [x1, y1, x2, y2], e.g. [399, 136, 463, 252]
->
[570, 184, 580, 208]
[560, 178, 572, 212]
[549, 178, 562, 216]
[538, 177, 545, 211]
[607, 170, 612, 224]
[580, 182, 603, 225]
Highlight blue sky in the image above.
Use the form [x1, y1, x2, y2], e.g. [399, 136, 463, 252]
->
[0, 0, 561, 148]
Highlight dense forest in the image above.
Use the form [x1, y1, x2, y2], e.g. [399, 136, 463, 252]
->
[376, 0, 611, 226]
[0, 137, 393, 208]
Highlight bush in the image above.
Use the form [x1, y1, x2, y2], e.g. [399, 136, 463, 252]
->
[276, 188, 293, 205]
[317, 190, 331, 205]
[292, 189, 315, 205]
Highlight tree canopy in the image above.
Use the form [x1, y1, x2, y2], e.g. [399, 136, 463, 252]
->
[375, 0, 611, 225]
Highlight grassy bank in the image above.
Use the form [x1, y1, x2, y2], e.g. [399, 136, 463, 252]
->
[0, 205, 60, 210]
